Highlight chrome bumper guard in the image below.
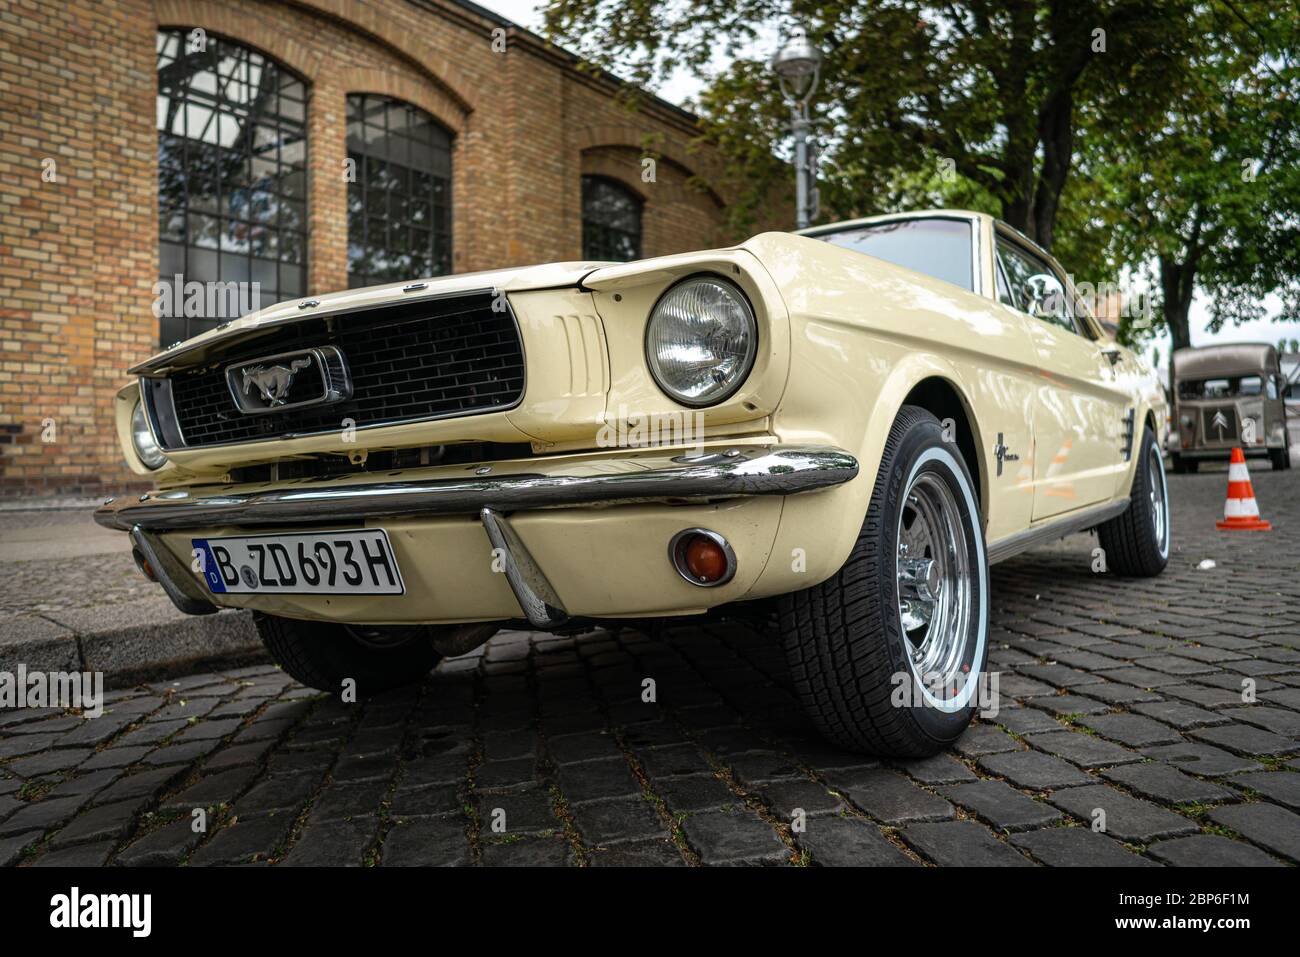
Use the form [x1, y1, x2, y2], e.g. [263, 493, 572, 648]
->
[98, 445, 858, 627]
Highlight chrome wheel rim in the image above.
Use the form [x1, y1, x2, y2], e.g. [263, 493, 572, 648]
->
[896, 470, 973, 693]
[1149, 445, 1169, 557]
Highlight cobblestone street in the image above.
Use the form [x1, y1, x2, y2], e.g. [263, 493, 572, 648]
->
[2, 469, 1297, 867]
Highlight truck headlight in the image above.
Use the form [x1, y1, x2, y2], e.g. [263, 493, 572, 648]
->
[131, 399, 167, 469]
[645, 275, 757, 406]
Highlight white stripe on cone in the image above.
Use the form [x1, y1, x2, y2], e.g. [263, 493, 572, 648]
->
[1228, 462, 1251, 482]
[1224, 497, 1261, 519]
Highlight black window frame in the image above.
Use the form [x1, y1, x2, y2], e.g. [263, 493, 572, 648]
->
[581, 175, 643, 262]
[345, 93, 454, 289]
[156, 28, 310, 347]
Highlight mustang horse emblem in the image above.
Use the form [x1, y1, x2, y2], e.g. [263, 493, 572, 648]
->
[241, 357, 312, 407]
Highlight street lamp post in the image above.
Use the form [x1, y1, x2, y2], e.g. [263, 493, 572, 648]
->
[772, 26, 823, 229]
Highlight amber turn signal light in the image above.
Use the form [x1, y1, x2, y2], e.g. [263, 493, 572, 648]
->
[669, 528, 737, 587]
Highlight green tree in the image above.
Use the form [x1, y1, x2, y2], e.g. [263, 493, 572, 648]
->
[1079, 3, 1300, 361]
[543, 0, 1200, 249]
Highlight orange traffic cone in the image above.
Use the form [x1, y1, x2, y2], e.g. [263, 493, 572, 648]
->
[1216, 448, 1271, 531]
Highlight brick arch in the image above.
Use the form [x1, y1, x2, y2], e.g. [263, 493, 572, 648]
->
[574, 125, 725, 209]
[287, 0, 478, 114]
[154, 0, 325, 78]
[581, 144, 723, 211]
[154, 0, 478, 114]
[334, 69, 467, 137]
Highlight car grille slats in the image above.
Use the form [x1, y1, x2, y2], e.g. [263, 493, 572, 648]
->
[165, 293, 525, 448]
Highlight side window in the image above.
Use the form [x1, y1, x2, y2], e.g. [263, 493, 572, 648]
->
[996, 239, 1084, 336]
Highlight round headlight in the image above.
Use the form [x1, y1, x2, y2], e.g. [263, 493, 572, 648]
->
[131, 399, 167, 470]
[645, 276, 757, 406]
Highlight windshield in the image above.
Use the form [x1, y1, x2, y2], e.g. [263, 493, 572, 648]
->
[814, 218, 974, 291]
[1178, 375, 1264, 399]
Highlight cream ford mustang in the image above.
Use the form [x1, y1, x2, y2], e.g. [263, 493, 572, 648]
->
[98, 209, 1170, 756]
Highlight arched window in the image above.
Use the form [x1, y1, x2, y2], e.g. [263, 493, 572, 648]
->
[582, 175, 642, 262]
[156, 29, 309, 346]
[346, 94, 453, 288]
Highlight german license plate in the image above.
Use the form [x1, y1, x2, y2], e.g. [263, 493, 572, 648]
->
[192, 529, 405, 596]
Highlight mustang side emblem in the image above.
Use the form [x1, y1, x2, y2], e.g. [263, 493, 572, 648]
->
[224, 346, 353, 415]
[242, 357, 311, 407]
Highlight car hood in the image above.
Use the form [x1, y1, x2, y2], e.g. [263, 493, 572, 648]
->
[129, 261, 608, 375]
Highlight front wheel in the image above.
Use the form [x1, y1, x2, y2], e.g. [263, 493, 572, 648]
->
[779, 406, 989, 757]
[1097, 428, 1170, 577]
[254, 613, 441, 697]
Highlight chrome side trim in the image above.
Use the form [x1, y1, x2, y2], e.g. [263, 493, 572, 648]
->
[130, 525, 218, 615]
[94, 446, 859, 532]
[986, 498, 1130, 565]
[480, 507, 568, 628]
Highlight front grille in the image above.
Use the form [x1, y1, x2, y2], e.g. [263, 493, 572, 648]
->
[1201, 405, 1238, 445]
[163, 293, 525, 448]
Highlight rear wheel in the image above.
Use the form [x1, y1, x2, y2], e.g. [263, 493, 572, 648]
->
[1270, 446, 1289, 470]
[778, 406, 988, 757]
[254, 613, 441, 697]
[1097, 428, 1170, 577]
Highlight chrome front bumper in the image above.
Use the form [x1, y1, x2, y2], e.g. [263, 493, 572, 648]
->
[97, 445, 858, 626]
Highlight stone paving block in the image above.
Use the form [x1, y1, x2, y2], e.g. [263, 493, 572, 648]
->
[1011, 827, 1158, 867]
[797, 814, 916, 866]
[1130, 701, 1229, 730]
[1147, 834, 1282, 867]
[188, 810, 296, 866]
[0, 831, 41, 867]
[280, 816, 378, 866]
[1074, 713, 1184, 747]
[952, 725, 1021, 756]
[49, 798, 145, 849]
[757, 779, 844, 819]
[902, 820, 1034, 866]
[381, 816, 470, 866]
[725, 751, 804, 787]
[32, 840, 115, 867]
[679, 806, 788, 865]
[1101, 762, 1236, 806]
[1047, 784, 1199, 842]
[1220, 706, 1300, 737]
[1141, 742, 1263, 777]
[161, 766, 258, 813]
[114, 818, 205, 866]
[938, 780, 1062, 831]
[555, 757, 640, 803]
[1227, 771, 1300, 811]
[897, 753, 979, 785]
[636, 743, 712, 779]
[1027, 695, 1112, 717]
[976, 750, 1094, 790]
[1189, 723, 1297, 757]
[310, 781, 389, 823]
[1016, 664, 1105, 688]
[839, 769, 954, 825]
[401, 751, 469, 788]
[1024, 730, 1141, 769]
[0, 795, 87, 837]
[474, 757, 538, 790]
[588, 837, 686, 866]
[472, 785, 557, 835]
[389, 783, 462, 820]
[654, 773, 734, 813]
[78, 746, 155, 771]
[480, 836, 573, 867]
[571, 797, 666, 845]
[9, 748, 92, 776]
[235, 771, 321, 815]
[991, 708, 1061, 735]
[1207, 803, 1300, 862]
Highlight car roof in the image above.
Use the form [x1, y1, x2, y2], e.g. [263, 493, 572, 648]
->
[1173, 343, 1279, 378]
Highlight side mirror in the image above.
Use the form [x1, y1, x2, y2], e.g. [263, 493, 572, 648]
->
[1024, 273, 1067, 320]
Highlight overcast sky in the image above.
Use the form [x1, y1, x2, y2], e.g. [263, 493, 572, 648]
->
[479, 0, 1300, 364]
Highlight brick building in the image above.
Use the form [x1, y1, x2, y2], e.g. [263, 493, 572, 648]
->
[0, 0, 755, 497]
